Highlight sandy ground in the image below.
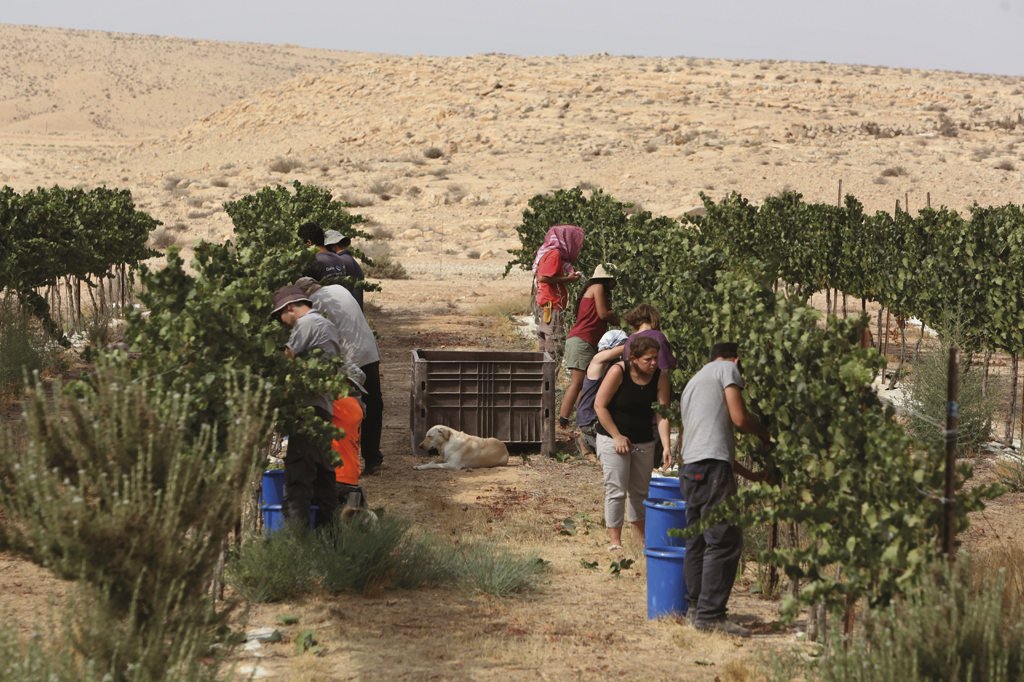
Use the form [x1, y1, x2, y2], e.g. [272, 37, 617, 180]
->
[3, 23, 1024, 681]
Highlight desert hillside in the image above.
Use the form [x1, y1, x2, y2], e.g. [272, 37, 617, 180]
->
[0, 24, 381, 139]
[1, 26, 1023, 265]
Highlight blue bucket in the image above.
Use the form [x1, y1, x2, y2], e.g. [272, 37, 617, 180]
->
[261, 504, 317, 535]
[649, 476, 683, 501]
[644, 546, 688, 619]
[262, 470, 285, 506]
[644, 497, 687, 548]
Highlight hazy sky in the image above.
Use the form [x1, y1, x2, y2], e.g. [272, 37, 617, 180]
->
[6, 1, 1024, 76]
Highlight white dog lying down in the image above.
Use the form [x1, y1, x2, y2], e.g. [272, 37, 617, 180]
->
[415, 425, 510, 470]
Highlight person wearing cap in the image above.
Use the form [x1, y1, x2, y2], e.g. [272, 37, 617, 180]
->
[324, 230, 365, 310]
[269, 285, 343, 528]
[294, 277, 385, 477]
[559, 264, 620, 430]
[575, 329, 628, 455]
[533, 225, 584, 357]
[298, 222, 350, 284]
[679, 342, 772, 638]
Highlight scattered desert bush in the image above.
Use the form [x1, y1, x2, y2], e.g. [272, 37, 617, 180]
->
[186, 196, 204, 208]
[996, 160, 1017, 171]
[424, 146, 443, 159]
[903, 323, 996, 456]
[873, 176, 889, 185]
[813, 560, 1024, 682]
[474, 296, 532, 318]
[211, 177, 230, 188]
[643, 141, 659, 153]
[467, 250, 481, 259]
[406, 185, 422, 197]
[168, 222, 188, 232]
[880, 165, 907, 177]
[427, 168, 449, 178]
[0, 364, 272, 682]
[187, 210, 210, 220]
[337, 191, 376, 207]
[269, 157, 303, 174]
[577, 181, 597, 190]
[0, 297, 60, 402]
[923, 103, 949, 112]
[149, 227, 178, 249]
[447, 183, 468, 203]
[227, 517, 546, 602]
[364, 243, 410, 280]
[162, 176, 182, 191]
[370, 225, 394, 240]
[367, 178, 395, 199]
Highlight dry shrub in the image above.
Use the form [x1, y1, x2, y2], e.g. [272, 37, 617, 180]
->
[473, 296, 532, 318]
[466, 250, 481, 259]
[996, 160, 1017, 171]
[269, 157, 303, 174]
[210, 177, 230, 188]
[970, 541, 1024, 617]
[367, 178, 395, 198]
[874, 176, 889, 185]
[423, 146, 443, 159]
[187, 210, 210, 220]
[186, 196, 204, 207]
[406, 186, 422, 197]
[643, 141, 658, 153]
[338, 191, 375, 208]
[447, 183, 468, 203]
[370, 225, 394, 240]
[162, 176, 182, 191]
[881, 165, 907, 177]
[150, 227, 177, 249]
[427, 168, 448, 178]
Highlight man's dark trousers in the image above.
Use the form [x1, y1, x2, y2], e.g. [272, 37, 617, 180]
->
[360, 361, 384, 470]
[681, 459, 743, 623]
[284, 407, 340, 529]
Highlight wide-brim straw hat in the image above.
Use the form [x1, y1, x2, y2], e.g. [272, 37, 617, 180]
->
[591, 263, 616, 280]
[269, 285, 312, 319]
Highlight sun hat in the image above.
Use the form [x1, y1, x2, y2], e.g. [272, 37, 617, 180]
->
[591, 263, 616, 280]
[294, 276, 323, 297]
[344, 362, 368, 397]
[269, 285, 312, 320]
[598, 329, 628, 351]
[324, 229, 352, 248]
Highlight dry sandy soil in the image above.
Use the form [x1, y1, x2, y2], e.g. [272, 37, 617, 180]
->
[3, 23, 1024, 682]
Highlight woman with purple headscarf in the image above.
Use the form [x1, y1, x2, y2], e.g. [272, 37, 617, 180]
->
[533, 225, 584, 360]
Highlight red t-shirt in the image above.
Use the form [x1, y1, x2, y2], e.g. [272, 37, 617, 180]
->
[535, 251, 569, 310]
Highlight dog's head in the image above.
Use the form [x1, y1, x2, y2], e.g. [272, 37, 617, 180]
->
[419, 425, 453, 451]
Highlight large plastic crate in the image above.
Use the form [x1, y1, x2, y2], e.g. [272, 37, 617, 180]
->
[410, 349, 556, 456]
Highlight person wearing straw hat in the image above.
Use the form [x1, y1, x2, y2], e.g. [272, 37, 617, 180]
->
[269, 285, 342, 529]
[294, 276, 385, 478]
[324, 229, 365, 310]
[559, 263, 620, 430]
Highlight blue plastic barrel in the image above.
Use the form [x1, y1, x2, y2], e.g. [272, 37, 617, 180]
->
[644, 546, 688, 619]
[644, 497, 687, 548]
[261, 504, 317, 535]
[649, 476, 683, 501]
[262, 470, 285, 506]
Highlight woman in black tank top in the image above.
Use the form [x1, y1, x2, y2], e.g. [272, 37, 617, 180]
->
[594, 335, 673, 551]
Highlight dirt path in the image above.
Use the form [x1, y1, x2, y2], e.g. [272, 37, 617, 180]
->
[233, 266, 803, 682]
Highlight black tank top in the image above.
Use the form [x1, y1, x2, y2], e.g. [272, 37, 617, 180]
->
[596, 362, 660, 443]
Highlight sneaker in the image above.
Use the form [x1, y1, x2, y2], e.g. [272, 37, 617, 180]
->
[695, 619, 751, 638]
[361, 464, 382, 477]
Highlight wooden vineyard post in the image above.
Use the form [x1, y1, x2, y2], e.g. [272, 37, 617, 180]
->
[927, 192, 932, 208]
[943, 347, 960, 563]
[905, 192, 909, 214]
[1007, 355, 1019, 447]
[767, 520, 779, 596]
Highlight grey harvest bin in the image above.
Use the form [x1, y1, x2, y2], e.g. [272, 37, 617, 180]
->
[409, 349, 557, 457]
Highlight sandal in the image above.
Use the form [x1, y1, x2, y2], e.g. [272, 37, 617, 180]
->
[608, 544, 624, 552]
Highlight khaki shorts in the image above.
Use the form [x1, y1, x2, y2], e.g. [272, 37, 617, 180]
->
[564, 335, 597, 371]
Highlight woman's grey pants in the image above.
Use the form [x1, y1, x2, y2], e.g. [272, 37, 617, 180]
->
[597, 434, 655, 528]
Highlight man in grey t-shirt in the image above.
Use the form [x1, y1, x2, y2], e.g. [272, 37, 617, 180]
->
[295, 277, 385, 477]
[679, 342, 771, 638]
[271, 285, 342, 529]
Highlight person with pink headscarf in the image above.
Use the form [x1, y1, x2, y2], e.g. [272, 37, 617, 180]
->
[533, 225, 584, 361]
